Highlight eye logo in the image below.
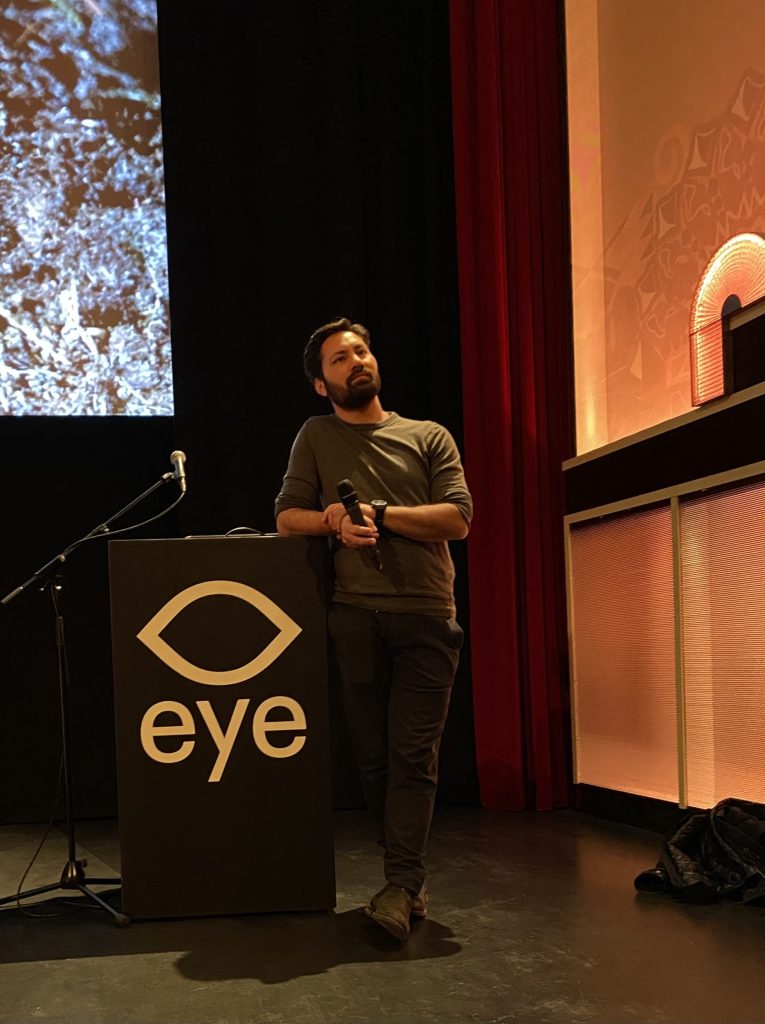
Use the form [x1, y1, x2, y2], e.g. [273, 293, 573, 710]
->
[137, 580, 302, 685]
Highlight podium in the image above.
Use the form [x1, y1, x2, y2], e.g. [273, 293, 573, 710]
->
[108, 535, 335, 919]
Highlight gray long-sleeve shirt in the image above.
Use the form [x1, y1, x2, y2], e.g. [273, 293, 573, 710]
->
[274, 412, 473, 616]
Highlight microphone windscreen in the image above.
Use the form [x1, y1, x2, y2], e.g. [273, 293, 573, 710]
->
[337, 479, 355, 501]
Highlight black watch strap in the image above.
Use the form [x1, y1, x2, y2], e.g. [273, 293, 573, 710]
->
[371, 499, 388, 529]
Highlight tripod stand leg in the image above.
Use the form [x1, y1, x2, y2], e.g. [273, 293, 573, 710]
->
[76, 883, 130, 927]
[0, 878, 129, 926]
[0, 584, 129, 925]
[0, 883, 62, 907]
[0, 855, 126, 923]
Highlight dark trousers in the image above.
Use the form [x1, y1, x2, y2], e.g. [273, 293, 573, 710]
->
[328, 603, 463, 893]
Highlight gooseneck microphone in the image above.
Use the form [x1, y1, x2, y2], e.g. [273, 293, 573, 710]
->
[170, 450, 187, 493]
[337, 479, 383, 571]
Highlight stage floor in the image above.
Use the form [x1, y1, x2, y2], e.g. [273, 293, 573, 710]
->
[0, 807, 763, 1023]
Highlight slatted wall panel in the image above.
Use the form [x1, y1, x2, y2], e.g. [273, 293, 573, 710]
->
[680, 479, 765, 807]
[569, 505, 678, 800]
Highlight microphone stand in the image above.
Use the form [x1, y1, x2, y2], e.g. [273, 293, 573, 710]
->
[0, 467, 183, 927]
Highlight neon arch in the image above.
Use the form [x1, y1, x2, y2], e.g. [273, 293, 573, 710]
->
[690, 232, 765, 406]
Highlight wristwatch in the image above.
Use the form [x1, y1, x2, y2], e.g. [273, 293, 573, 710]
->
[370, 499, 388, 529]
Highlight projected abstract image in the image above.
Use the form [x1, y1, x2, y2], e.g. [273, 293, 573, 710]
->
[0, 0, 171, 415]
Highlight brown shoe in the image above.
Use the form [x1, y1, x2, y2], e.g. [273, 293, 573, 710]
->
[364, 883, 417, 942]
[411, 883, 428, 918]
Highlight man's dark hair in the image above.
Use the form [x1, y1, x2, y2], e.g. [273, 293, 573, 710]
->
[303, 317, 371, 383]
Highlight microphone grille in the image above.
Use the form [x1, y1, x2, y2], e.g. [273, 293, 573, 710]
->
[337, 478, 355, 499]
[170, 450, 186, 463]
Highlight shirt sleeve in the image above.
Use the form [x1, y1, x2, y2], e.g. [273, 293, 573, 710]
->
[428, 424, 473, 524]
[274, 422, 321, 520]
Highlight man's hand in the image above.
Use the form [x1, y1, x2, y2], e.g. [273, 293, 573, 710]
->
[323, 502, 380, 546]
[338, 503, 379, 548]
[321, 502, 348, 535]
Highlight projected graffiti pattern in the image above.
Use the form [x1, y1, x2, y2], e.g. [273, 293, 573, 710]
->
[0, 0, 171, 415]
[602, 70, 765, 441]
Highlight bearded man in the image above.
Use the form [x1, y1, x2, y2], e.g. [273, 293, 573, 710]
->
[275, 317, 472, 943]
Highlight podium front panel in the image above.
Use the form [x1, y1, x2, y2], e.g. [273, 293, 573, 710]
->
[109, 536, 335, 919]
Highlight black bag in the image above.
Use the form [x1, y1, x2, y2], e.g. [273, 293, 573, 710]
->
[634, 798, 765, 904]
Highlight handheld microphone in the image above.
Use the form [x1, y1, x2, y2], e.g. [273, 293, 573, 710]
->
[170, 450, 187, 493]
[337, 479, 383, 571]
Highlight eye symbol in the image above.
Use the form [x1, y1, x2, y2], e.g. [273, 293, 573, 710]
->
[136, 580, 302, 685]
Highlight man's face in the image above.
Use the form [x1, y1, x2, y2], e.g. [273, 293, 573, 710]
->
[315, 330, 381, 410]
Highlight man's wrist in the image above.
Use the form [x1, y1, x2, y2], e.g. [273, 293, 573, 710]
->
[370, 499, 388, 530]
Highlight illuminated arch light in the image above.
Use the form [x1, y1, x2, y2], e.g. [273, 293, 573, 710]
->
[690, 233, 765, 405]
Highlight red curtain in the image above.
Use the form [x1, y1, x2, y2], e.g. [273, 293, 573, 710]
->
[450, 0, 573, 810]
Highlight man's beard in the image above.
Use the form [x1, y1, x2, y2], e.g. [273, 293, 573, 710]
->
[324, 370, 382, 411]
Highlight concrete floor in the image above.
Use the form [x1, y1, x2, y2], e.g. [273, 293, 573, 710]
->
[1, 808, 764, 1024]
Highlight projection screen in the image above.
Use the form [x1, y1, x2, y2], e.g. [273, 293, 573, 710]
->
[0, 0, 171, 415]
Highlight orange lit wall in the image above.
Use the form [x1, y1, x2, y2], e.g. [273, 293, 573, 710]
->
[568, 476, 765, 807]
[566, 0, 765, 453]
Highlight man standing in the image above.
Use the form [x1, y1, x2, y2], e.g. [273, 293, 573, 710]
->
[275, 317, 472, 942]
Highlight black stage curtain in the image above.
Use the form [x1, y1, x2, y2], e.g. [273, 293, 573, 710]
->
[0, 417, 176, 822]
[158, 1, 477, 805]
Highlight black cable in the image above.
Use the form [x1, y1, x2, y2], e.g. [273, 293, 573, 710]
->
[10, 488, 185, 916]
[63, 487, 186, 558]
[13, 749, 76, 919]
